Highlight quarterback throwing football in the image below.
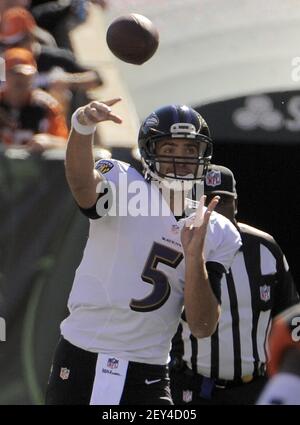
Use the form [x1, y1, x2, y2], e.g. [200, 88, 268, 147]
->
[45, 99, 241, 405]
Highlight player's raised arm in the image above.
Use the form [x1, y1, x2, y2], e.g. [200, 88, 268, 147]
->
[65, 99, 122, 208]
[181, 196, 221, 338]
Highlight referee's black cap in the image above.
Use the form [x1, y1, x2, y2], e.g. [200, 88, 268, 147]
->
[204, 164, 237, 198]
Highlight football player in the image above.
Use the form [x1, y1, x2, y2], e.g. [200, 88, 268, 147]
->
[45, 99, 241, 405]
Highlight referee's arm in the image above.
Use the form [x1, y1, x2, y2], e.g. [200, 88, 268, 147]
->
[272, 245, 299, 316]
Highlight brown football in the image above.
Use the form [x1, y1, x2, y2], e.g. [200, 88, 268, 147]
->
[106, 14, 159, 65]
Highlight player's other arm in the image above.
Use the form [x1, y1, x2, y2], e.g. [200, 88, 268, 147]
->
[65, 99, 122, 208]
[181, 197, 221, 338]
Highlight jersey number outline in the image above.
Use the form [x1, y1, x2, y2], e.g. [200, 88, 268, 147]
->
[291, 317, 300, 342]
[130, 242, 183, 312]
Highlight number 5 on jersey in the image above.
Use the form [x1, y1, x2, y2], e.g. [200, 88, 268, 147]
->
[130, 242, 183, 312]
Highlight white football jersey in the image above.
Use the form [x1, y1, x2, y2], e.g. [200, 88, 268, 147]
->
[61, 159, 241, 365]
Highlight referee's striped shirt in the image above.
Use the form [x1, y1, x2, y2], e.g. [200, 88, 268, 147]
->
[174, 223, 299, 381]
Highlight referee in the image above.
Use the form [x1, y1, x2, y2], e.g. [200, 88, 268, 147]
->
[170, 165, 299, 405]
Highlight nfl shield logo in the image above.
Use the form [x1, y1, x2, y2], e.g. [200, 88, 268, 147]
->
[60, 367, 70, 380]
[182, 390, 193, 403]
[107, 358, 119, 369]
[205, 170, 221, 187]
[260, 285, 271, 302]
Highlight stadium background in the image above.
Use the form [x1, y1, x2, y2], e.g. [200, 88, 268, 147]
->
[0, 0, 299, 404]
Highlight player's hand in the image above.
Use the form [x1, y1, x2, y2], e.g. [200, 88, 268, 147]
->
[181, 195, 220, 258]
[77, 99, 123, 126]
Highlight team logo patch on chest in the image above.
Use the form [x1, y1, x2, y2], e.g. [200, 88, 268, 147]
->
[260, 284, 271, 302]
[59, 367, 70, 380]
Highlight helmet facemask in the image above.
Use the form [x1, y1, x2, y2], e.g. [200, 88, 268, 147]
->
[142, 136, 212, 191]
[138, 105, 213, 191]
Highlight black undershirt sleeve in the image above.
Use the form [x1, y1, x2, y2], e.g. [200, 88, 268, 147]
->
[77, 188, 109, 220]
[206, 261, 225, 304]
[78, 202, 101, 220]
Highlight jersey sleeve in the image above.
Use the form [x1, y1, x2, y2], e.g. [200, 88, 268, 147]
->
[204, 211, 242, 272]
[95, 158, 130, 186]
[78, 159, 132, 219]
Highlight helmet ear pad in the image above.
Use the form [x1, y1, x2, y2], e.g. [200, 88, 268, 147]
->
[138, 104, 213, 182]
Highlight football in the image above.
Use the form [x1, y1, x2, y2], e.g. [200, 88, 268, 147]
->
[106, 13, 159, 65]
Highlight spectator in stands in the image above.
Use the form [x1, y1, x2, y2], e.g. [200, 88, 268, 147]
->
[0, 7, 103, 92]
[0, 48, 68, 152]
[1, 1, 108, 47]
[0, 4, 57, 47]
[30, 1, 74, 36]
